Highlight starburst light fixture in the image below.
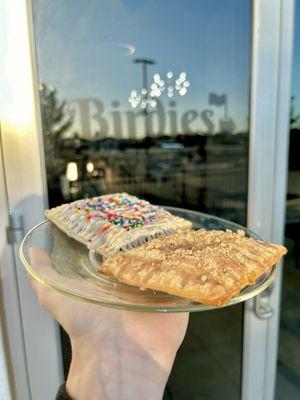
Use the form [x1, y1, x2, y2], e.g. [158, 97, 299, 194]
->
[129, 71, 190, 110]
[128, 89, 157, 110]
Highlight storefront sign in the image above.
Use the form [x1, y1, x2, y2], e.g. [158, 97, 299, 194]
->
[65, 98, 236, 140]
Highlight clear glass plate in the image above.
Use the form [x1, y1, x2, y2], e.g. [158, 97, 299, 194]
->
[20, 206, 277, 312]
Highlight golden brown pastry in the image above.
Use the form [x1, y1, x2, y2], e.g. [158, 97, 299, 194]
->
[101, 229, 287, 306]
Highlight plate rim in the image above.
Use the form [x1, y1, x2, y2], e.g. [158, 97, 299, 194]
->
[19, 207, 277, 313]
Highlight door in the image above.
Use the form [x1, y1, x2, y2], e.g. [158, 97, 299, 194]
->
[0, 0, 294, 399]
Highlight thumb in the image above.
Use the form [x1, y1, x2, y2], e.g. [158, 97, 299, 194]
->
[28, 247, 56, 308]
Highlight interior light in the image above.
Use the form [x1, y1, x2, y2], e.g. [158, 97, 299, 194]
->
[86, 161, 94, 173]
[66, 162, 78, 182]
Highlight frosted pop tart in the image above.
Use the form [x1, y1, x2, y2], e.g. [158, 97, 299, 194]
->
[45, 193, 192, 257]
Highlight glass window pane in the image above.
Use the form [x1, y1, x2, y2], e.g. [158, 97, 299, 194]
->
[32, 1, 251, 398]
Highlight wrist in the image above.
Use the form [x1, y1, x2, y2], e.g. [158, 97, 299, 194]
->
[66, 339, 170, 400]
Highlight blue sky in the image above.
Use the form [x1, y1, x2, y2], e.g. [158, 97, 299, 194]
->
[33, 0, 251, 137]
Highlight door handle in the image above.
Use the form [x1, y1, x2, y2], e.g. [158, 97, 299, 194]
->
[6, 214, 24, 244]
[254, 284, 274, 319]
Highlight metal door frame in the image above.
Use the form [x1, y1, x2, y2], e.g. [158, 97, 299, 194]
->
[243, 0, 295, 399]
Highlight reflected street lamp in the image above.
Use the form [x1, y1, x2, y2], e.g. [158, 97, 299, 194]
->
[129, 58, 156, 113]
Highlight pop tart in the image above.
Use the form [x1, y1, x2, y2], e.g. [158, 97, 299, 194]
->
[45, 193, 192, 257]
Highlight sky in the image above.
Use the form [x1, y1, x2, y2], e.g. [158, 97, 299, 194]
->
[33, 0, 251, 138]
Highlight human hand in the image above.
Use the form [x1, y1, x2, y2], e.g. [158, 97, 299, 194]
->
[29, 248, 189, 400]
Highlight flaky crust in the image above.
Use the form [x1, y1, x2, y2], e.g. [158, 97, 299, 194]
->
[45, 194, 192, 257]
[101, 229, 287, 306]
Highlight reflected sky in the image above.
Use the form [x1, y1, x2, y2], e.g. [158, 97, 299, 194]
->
[33, 0, 251, 136]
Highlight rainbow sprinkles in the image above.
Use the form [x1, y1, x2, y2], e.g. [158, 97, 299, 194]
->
[45, 193, 192, 257]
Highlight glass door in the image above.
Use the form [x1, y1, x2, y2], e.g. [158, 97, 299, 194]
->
[0, 0, 293, 399]
[32, 1, 251, 398]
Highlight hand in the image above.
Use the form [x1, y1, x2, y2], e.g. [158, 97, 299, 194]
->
[29, 248, 189, 400]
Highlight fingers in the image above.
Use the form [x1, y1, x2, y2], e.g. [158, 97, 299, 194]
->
[27, 247, 85, 323]
[28, 247, 57, 309]
[29, 247, 53, 268]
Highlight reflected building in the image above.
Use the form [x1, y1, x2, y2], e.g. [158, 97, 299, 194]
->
[46, 120, 248, 225]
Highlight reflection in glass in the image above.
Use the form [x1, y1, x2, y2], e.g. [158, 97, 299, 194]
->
[32, 0, 251, 398]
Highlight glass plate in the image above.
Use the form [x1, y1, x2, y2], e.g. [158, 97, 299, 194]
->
[20, 206, 277, 313]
